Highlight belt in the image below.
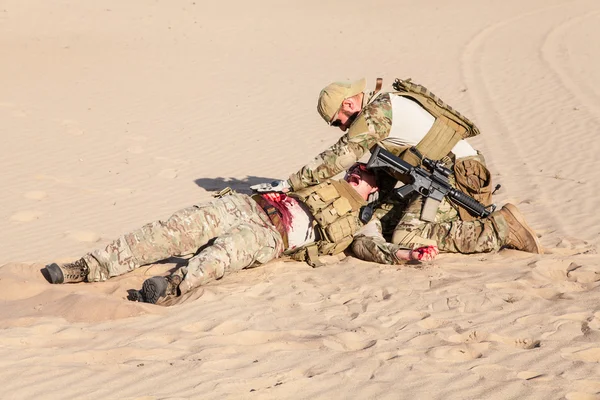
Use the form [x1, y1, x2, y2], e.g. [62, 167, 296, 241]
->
[251, 194, 289, 249]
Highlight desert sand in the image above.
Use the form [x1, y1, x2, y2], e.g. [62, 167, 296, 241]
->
[2, 0, 600, 399]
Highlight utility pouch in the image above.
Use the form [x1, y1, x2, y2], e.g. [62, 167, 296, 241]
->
[287, 179, 366, 266]
[453, 156, 493, 221]
[288, 243, 324, 268]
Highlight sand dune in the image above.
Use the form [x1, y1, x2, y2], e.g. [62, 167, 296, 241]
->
[2, 0, 600, 399]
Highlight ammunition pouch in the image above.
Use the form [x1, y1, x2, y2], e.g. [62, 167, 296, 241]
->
[453, 155, 493, 221]
[288, 179, 366, 266]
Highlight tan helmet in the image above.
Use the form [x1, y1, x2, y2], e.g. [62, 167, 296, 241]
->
[317, 78, 366, 124]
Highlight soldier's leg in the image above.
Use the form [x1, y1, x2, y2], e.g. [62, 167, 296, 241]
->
[420, 216, 504, 253]
[392, 198, 507, 254]
[391, 194, 506, 253]
[86, 193, 261, 281]
[419, 203, 543, 254]
[391, 195, 456, 248]
[172, 221, 285, 294]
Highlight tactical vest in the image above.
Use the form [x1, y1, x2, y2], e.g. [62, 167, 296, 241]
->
[391, 78, 481, 166]
[288, 179, 366, 267]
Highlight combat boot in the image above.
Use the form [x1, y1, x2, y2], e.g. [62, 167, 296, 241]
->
[496, 203, 543, 254]
[45, 258, 89, 284]
[132, 274, 182, 304]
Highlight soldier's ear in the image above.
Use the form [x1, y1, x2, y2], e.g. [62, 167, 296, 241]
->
[340, 98, 353, 111]
[348, 97, 361, 112]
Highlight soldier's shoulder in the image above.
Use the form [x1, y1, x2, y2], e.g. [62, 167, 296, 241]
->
[363, 93, 392, 119]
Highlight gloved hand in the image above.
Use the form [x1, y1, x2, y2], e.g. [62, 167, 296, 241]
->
[250, 180, 291, 193]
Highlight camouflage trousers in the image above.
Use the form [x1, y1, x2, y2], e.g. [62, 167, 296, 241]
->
[391, 194, 508, 253]
[82, 193, 285, 294]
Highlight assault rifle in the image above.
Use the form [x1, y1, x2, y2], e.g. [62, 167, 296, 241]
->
[366, 146, 495, 221]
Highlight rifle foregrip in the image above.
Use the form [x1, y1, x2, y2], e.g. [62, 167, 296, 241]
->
[448, 189, 490, 218]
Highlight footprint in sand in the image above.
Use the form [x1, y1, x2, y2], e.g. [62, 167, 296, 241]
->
[124, 135, 147, 154]
[9, 210, 43, 222]
[158, 169, 178, 179]
[0, 102, 28, 118]
[321, 332, 377, 351]
[448, 330, 540, 349]
[573, 321, 600, 343]
[60, 119, 84, 136]
[531, 259, 595, 292]
[470, 364, 513, 381]
[548, 238, 597, 256]
[517, 311, 592, 326]
[24, 190, 47, 200]
[572, 380, 600, 396]
[378, 310, 430, 329]
[531, 259, 578, 282]
[486, 280, 563, 300]
[426, 344, 484, 361]
[210, 320, 248, 336]
[127, 145, 145, 154]
[181, 319, 220, 333]
[590, 313, 600, 330]
[418, 317, 449, 329]
[565, 393, 600, 400]
[561, 347, 600, 363]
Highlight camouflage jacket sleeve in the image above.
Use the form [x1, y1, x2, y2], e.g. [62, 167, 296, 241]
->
[351, 218, 411, 265]
[287, 93, 393, 191]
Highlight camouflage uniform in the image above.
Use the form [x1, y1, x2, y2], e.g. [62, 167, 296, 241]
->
[351, 198, 510, 265]
[288, 93, 393, 188]
[288, 91, 505, 259]
[82, 193, 285, 294]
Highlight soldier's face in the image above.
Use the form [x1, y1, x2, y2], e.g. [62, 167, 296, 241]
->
[345, 163, 378, 200]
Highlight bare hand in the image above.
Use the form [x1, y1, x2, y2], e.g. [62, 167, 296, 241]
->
[411, 245, 439, 261]
[263, 192, 285, 202]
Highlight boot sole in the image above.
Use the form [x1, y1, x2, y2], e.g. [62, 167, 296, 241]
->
[45, 263, 64, 284]
[141, 276, 168, 304]
[504, 204, 543, 254]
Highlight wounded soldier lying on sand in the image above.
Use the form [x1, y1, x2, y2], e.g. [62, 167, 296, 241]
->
[43, 165, 437, 304]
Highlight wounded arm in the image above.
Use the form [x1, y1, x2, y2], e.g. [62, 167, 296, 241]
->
[351, 220, 411, 265]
